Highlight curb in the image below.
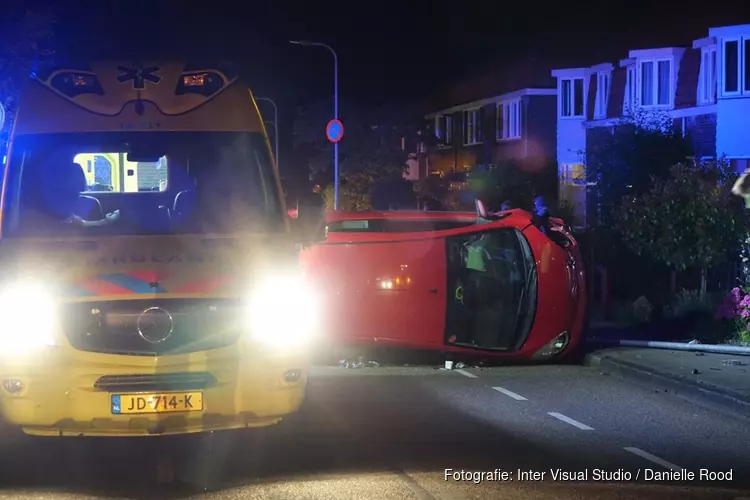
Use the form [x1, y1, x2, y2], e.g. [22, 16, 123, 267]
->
[583, 352, 750, 420]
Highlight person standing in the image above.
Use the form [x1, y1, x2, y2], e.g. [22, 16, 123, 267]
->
[533, 196, 551, 234]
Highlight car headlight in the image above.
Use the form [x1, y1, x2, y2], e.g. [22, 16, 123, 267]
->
[0, 280, 57, 352]
[245, 272, 320, 347]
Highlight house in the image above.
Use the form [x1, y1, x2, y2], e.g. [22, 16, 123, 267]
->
[424, 87, 557, 174]
[420, 59, 559, 192]
[552, 22, 750, 227]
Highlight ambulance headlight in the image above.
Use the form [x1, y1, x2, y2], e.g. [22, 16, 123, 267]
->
[246, 273, 320, 347]
[0, 280, 57, 352]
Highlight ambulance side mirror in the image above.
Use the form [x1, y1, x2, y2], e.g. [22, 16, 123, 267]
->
[293, 193, 326, 245]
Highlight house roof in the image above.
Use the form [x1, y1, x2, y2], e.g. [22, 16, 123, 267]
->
[422, 56, 559, 114]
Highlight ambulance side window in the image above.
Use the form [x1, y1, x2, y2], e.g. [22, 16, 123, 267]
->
[72, 153, 169, 193]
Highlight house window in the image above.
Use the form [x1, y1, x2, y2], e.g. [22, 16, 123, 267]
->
[463, 108, 482, 145]
[595, 71, 610, 119]
[559, 163, 587, 228]
[496, 100, 522, 140]
[435, 115, 453, 146]
[560, 78, 584, 117]
[434, 115, 453, 145]
[721, 37, 750, 96]
[624, 66, 637, 112]
[639, 59, 672, 107]
[699, 46, 717, 104]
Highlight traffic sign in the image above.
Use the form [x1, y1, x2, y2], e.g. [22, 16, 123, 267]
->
[326, 119, 344, 143]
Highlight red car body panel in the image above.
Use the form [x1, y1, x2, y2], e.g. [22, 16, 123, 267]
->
[300, 209, 587, 360]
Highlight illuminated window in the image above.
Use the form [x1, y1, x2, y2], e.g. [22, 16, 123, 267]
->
[559, 163, 587, 228]
[595, 71, 610, 119]
[699, 45, 717, 104]
[496, 99, 522, 140]
[639, 59, 672, 107]
[560, 78, 584, 117]
[73, 153, 169, 193]
[463, 108, 482, 145]
[434, 114, 453, 146]
[624, 66, 637, 112]
[721, 37, 750, 96]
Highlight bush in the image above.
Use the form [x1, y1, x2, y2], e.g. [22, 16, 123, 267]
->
[715, 287, 750, 345]
[664, 288, 717, 319]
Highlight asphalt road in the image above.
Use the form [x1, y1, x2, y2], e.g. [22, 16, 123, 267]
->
[0, 363, 748, 499]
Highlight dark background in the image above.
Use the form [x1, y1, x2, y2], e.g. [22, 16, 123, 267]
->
[6, 0, 750, 179]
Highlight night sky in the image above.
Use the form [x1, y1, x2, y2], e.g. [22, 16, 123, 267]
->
[13, 0, 750, 180]
[53, 0, 750, 102]
[53, 0, 750, 106]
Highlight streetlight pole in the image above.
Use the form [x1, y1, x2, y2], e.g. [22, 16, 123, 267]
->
[289, 40, 339, 209]
[255, 97, 279, 172]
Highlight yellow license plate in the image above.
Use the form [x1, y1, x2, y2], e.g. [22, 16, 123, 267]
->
[110, 392, 203, 415]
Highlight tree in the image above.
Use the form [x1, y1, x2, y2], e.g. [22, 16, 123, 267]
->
[0, 3, 56, 150]
[466, 159, 558, 212]
[293, 98, 419, 210]
[617, 159, 745, 297]
[585, 108, 694, 230]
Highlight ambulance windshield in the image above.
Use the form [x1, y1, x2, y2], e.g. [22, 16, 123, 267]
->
[2, 131, 283, 237]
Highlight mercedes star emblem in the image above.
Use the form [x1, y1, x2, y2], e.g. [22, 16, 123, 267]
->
[137, 307, 174, 343]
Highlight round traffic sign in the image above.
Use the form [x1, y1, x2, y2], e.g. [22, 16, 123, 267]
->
[326, 119, 344, 143]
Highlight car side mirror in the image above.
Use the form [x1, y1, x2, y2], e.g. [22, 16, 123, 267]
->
[475, 198, 488, 218]
[474, 198, 506, 222]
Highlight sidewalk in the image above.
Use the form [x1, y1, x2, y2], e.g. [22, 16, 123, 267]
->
[583, 347, 750, 418]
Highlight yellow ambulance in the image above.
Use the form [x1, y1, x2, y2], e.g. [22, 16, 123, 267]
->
[0, 61, 321, 437]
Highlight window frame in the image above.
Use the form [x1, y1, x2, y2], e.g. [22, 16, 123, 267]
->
[594, 71, 610, 119]
[637, 57, 673, 108]
[698, 45, 718, 105]
[559, 77, 585, 118]
[721, 37, 742, 97]
[623, 66, 637, 113]
[495, 99, 522, 140]
[463, 108, 482, 146]
[719, 36, 750, 97]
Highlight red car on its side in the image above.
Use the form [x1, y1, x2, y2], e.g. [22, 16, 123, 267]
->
[298, 206, 586, 362]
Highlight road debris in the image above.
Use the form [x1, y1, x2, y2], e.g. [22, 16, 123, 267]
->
[722, 359, 747, 366]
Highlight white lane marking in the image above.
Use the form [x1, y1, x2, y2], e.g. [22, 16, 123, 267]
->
[492, 386, 528, 401]
[624, 447, 684, 470]
[547, 412, 594, 430]
[455, 369, 477, 379]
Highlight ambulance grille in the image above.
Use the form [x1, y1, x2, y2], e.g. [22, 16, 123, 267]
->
[59, 298, 243, 356]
